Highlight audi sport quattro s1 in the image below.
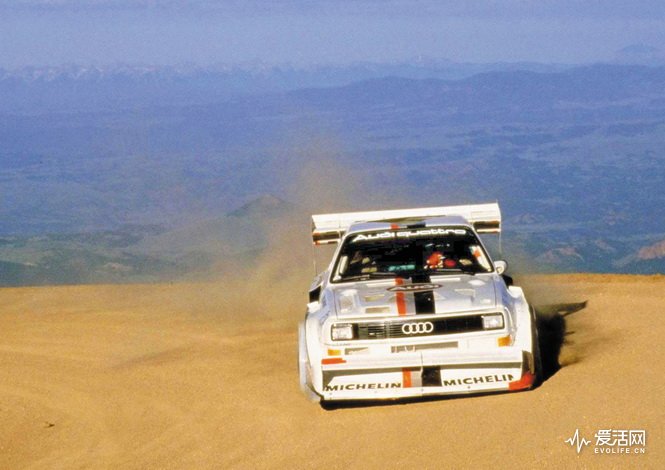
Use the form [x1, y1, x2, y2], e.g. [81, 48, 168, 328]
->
[298, 203, 541, 404]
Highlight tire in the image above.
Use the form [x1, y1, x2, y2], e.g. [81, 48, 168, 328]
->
[530, 307, 543, 387]
[298, 323, 310, 391]
[319, 400, 339, 411]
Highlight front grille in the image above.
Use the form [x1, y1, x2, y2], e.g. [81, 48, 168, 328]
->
[353, 315, 486, 340]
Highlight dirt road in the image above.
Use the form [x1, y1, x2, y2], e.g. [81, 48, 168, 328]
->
[0, 274, 662, 468]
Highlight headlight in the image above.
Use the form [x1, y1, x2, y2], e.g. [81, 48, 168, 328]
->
[331, 323, 354, 340]
[482, 314, 504, 330]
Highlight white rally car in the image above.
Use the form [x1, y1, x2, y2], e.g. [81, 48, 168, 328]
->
[298, 203, 541, 404]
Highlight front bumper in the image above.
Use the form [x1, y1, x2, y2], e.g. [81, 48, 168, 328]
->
[316, 347, 533, 401]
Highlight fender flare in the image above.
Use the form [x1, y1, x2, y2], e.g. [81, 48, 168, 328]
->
[509, 286, 536, 354]
[298, 321, 321, 402]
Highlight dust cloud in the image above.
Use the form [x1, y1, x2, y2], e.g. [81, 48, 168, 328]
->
[201, 136, 393, 327]
[177, 134, 582, 364]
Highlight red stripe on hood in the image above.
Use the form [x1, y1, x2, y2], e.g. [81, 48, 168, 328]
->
[394, 277, 407, 316]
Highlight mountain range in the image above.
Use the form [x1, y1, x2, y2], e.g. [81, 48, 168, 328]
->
[1, 61, 664, 285]
[0, 60, 571, 114]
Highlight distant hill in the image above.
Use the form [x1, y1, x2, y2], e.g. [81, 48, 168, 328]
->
[613, 44, 665, 65]
[638, 239, 665, 260]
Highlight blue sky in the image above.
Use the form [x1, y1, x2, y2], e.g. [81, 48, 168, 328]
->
[1, 1, 665, 68]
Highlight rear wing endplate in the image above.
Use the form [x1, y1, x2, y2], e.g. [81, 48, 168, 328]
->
[311, 202, 501, 245]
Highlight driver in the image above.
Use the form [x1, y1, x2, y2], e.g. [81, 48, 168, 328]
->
[426, 251, 443, 269]
[426, 251, 458, 269]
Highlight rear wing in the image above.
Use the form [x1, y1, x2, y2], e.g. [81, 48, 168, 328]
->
[311, 202, 501, 245]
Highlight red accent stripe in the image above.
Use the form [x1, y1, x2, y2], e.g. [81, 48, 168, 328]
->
[394, 277, 407, 316]
[402, 369, 412, 388]
[321, 357, 346, 365]
[508, 371, 535, 391]
[390, 223, 399, 230]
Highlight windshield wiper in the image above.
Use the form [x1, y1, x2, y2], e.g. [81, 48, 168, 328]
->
[340, 272, 398, 282]
[429, 267, 477, 276]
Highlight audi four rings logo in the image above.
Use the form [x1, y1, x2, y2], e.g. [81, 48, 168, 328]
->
[401, 321, 435, 335]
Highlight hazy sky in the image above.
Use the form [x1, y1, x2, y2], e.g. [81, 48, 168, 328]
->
[1, 1, 665, 68]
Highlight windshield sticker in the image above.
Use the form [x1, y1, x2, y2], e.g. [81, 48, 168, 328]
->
[352, 228, 467, 243]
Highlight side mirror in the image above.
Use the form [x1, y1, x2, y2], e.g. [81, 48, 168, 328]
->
[494, 260, 508, 275]
[309, 273, 324, 302]
[309, 285, 322, 303]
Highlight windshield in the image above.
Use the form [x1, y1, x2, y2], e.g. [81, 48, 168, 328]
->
[331, 227, 493, 283]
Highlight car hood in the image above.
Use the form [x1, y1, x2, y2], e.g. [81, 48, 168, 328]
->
[328, 275, 499, 318]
